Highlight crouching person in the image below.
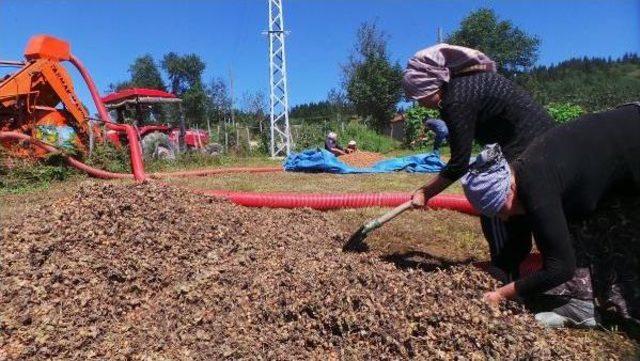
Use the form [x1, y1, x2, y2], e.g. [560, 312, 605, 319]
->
[461, 104, 640, 338]
[325, 132, 346, 156]
[346, 140, 358, 154]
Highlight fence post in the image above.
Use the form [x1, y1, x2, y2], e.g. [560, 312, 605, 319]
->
[88, 118, 94, 158]
[246, 126, 251, 155]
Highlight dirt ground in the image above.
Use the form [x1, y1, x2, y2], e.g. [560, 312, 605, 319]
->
[1, 175, 638, 359]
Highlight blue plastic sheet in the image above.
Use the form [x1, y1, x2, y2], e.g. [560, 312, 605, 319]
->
[284, 149, 445, 174]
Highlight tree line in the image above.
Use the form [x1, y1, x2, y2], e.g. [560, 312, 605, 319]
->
[299, 8, 639, 129]
[107, 53, 267, 131]
[110, 8, 639, 136]
[516, 54, 640, 111]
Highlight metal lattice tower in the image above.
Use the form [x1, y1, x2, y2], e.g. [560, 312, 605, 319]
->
[267, 0, 292, 157]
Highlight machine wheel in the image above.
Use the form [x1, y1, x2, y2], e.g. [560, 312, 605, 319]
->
[141, 132, 176, 160]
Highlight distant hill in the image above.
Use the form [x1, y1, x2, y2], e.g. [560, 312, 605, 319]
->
[517, 53, 640, 111]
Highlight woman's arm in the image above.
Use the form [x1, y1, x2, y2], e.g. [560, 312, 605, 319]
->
[412, 102, 477, 206]
[411, 174, 453, 207]
[484, 282, 517, 305]
[331, 148, 347, 156]
[513, 200, 577, 298]
[485, 199, 577, 304]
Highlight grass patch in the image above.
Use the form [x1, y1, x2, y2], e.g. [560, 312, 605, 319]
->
[0, 177, 88, 219]
[146, 153, 282, 173]
[0, 154, 79, 195]
[163, 171, 464, 194]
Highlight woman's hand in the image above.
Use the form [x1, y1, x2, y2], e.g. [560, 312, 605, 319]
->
[411, 187, 427, 208]
[483, 291, 505, 307]
[483, 282, 517, 307]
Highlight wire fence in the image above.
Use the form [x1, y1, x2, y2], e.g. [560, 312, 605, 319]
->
[87, 112, 401, 157]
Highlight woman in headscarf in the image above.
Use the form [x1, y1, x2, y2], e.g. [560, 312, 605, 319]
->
[402, 44, 555, 281]
[460, 104, 640, 337]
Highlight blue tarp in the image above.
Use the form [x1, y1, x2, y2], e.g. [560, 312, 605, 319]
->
[284, 149, 445, 174]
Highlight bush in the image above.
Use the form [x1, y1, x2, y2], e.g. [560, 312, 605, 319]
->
[289, 121, 399, 153]
[86, 142, 131, 173]
[289, 122, 331, 152]
[341, 122, 399, 153]
[0, 153, 76, 194]
[403, 105, 441, 149]
[545, 102, 585, 124]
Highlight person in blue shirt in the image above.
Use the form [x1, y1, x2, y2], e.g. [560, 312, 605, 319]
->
[423, 118, 449, 152]
[392, 114, 449, 152]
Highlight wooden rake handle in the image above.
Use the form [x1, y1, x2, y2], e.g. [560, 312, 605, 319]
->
[363, 200, 414, 232]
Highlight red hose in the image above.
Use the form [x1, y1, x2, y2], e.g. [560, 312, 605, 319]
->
[199, 189, 478, 215]
[69, 54, 146, 182]
[0, 131, 133, 179]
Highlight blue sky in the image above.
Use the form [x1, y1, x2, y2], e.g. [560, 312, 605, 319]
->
[1, 0, 638, 112]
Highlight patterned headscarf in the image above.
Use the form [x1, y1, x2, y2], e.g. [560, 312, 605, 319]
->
[402, 44, 496, 100]
[461, 144, 512, 217]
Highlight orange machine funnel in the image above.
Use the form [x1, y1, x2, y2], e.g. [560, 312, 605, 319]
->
[24, 35, 70, 61]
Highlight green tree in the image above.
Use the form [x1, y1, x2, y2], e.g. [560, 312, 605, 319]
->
[207, 78, 231, 124]
[128, 55, 166, 90]
[403, 105, 441, 148]
[242, 90, 268, 132]
[343, 21, 403, 133]
[106, 81, 132, 93]
[182, 83, 208, 127]
[161, 53, 208, 127]
[161, 53, 206, 96]
[446, 8, 540, 75]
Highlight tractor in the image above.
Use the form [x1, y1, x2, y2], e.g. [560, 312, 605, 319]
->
[101, 88, 210, 160]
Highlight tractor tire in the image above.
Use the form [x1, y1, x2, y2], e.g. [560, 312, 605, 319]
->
[141, 132, 176, 161]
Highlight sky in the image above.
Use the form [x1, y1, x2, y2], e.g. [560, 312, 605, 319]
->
[1, 0, 639, 113]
